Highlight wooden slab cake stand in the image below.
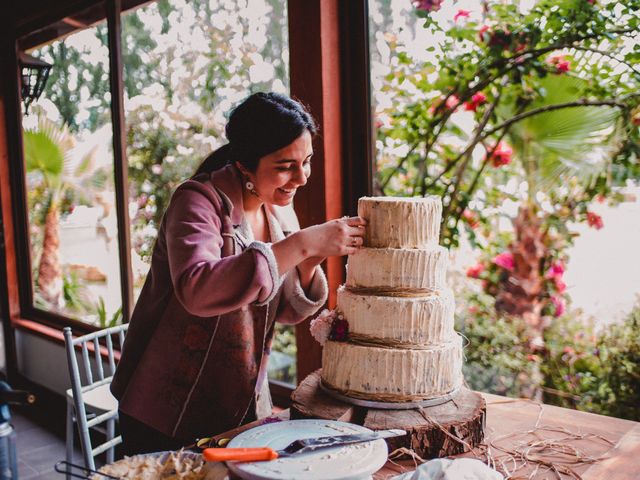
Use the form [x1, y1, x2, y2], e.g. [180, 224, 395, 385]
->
[291, 370, 486, 459]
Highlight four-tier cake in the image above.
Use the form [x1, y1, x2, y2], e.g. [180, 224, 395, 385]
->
[321, 196, 463, 403]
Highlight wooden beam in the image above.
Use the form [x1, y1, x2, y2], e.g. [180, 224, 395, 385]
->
[106, 0, 134, 321]
[339, 0, 373, 213]
[0, 15, 25, 381]
[289, 0, 345, 381]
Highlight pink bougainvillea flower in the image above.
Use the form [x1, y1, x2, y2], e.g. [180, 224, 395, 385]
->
[429, 94, 460, 114]
[493, 251, 515, 271]
[468, 305, 479, 314]
[445, 94, 460, 110]
[547, 54, 571, 74]
[596, 194, 607, 203]
[330, 318, 349, 342]
[454, 9, 471, 22]
[464, 92, 487, 112]
[414, 0, 444, 12]
[466, 263, 485, 278]
[554, 276, 567, 294]
[586, 211, 604, 230]
[552, 296, 566, 317]
[546, 260, 565, 279]
[309, 309, 335, 345]
[462, 208, 479, 228]
[487, 142, 513, 167]
[478, 25, 491, 43]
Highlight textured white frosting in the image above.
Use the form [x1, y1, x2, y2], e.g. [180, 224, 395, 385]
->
[322, 336, 463, 401]
[337, 286, 455, 345]
[358, 196, 442, 248]
[346, 246, 448, 291]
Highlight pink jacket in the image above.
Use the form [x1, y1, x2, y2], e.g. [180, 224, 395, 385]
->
[111, 164, 327, 440]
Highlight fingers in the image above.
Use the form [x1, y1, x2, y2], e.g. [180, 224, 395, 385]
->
[349, 236, 364, 247]
[344, 216, 367, 227]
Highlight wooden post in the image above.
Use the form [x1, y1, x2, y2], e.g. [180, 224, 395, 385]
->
[288, 0, 345, 381]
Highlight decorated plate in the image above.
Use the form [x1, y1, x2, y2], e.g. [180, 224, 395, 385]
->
[226, 419, 389, 480]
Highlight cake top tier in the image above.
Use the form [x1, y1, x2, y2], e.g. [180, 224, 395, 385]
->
[358, 196, 442, 248]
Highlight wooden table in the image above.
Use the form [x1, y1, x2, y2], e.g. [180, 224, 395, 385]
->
[211, 392, 640, 479]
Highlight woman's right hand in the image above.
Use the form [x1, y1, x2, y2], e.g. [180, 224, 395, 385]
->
[299, 216, 367, 258]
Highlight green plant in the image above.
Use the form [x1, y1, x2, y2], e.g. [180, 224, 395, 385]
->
[269, 323, 297, 384]
[375, 0, 639, 248]
[62, 272, 93, 314]
[95, 297, 123, 329]
[543, 304, 640, 420]
[456, 290, 540, 398]
[23, 113, 98, 307]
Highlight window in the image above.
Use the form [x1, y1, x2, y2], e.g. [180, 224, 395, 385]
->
[20, 3, 122, 327]
[15, 0, 297, 385]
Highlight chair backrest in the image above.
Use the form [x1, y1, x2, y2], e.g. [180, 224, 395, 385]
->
[63, 324, 129, 470]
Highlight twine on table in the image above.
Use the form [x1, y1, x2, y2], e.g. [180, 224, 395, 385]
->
[386, 399, 614, 480]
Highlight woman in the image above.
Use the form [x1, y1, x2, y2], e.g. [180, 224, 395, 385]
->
[111, 92, 366, 455]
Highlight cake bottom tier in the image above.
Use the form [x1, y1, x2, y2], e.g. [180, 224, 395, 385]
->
[321, 336, 463, 402]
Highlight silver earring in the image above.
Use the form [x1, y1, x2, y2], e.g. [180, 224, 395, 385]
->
[245, 180, 255, 191]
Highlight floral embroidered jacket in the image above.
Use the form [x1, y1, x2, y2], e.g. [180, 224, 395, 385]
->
[111, 164, 328, 441]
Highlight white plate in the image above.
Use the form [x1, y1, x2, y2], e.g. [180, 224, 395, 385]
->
[226, 419, 389, 480]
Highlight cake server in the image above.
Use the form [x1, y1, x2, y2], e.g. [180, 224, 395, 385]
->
[202, 428, 406, 462]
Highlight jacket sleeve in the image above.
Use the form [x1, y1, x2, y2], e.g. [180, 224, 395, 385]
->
[165, 182, 280, 317]
[275, 266, 329, 325]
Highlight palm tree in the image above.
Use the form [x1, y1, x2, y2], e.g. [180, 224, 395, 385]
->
[495, 74, 620, 334]
[23, 113, 97, 308]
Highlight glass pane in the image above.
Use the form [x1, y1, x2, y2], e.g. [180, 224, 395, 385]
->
[121, 0, 295, 384]
[20, 3, 124, 327]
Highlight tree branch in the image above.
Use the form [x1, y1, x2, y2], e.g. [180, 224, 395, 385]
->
[439, 79, 508, 220]
[380, 141, 420, 192]
[570, 46, 640, 79]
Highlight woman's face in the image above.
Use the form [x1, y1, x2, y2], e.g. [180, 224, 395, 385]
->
[246, 130, 313, 207]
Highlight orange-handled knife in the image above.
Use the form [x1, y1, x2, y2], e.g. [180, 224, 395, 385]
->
[203, 447, 278, 462]
[203, 428, 406, 463]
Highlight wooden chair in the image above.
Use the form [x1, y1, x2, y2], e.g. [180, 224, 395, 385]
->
[63, 324, 128, 473]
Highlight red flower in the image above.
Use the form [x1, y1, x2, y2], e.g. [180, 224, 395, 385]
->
[464, 92, 487, 112]
[462, 208, 479, 228]
[330, 318, 349, 342]
[479, 25, 511, 48]
[445, 94, 460, 110]
[487, 142, 513, 167]
[454, 9, 471, 22]
[493, 251, 515, 272]
[547, 54, 571, 74]
[478, 25, 491, 43]
[546, 260, 565, 279]
[563, 346, 574, 355]
[552, 296, 566, 317]
[586, 211, 604, 230]
[596, 194, 607, 203]
[468, 305, 479, 314]
[429, 94, 460, 114]
[554, 277, 567, 294]
[527, 354, 540, 362]
[632, 113, 640, 126]
[466, 263, 485, 278]
[414, 0, 443, 12]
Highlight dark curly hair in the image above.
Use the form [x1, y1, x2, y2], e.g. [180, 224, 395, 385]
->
[194, 92, 317, 175]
